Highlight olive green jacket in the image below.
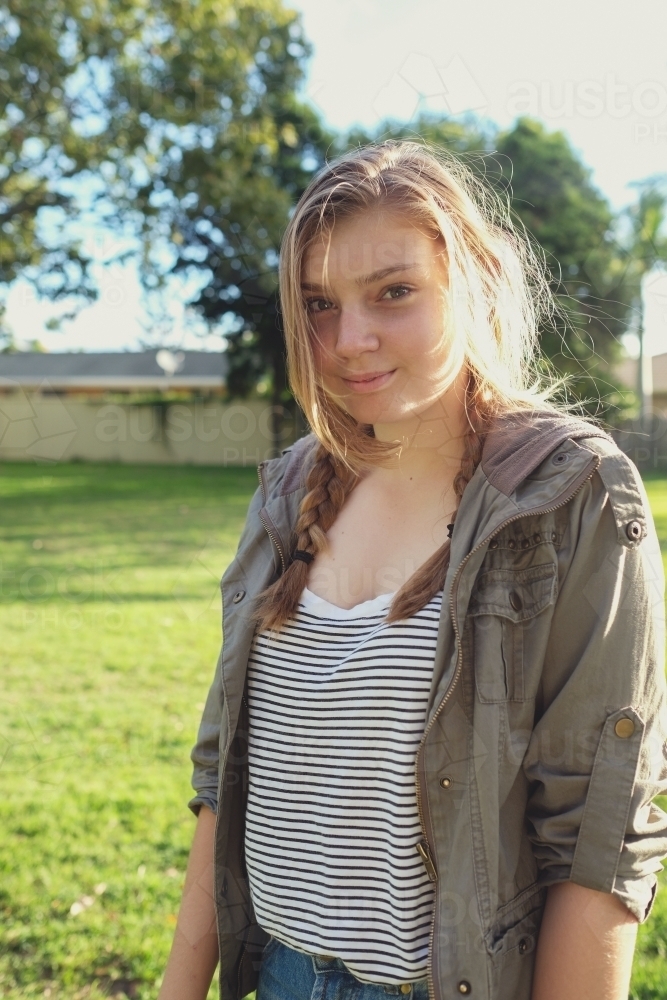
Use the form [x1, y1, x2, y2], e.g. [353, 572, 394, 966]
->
[189, 409, 667, 1000]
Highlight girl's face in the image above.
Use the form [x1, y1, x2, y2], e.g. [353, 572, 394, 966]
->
[302, 208, 463, 433]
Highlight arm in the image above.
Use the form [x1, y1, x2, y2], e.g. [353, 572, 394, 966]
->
[523, 456, 667, 922]
[157, 805, 219, 1000]
[532, 882, 638, 1000]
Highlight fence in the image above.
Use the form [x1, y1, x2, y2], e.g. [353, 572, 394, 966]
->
[0, 395, 297, 465]
[2, 391, 667, 470]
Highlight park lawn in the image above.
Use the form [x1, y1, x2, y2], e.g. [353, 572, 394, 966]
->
[0, 463, 666, 1000]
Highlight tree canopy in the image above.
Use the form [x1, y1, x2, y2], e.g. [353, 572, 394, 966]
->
[2, 0, 663, 427]
[0, 0, 327, 362]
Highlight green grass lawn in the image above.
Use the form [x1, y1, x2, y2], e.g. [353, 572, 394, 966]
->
[0, 464, 666, 1000]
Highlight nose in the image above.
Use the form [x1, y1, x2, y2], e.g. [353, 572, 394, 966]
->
[333, 305, 380, 359]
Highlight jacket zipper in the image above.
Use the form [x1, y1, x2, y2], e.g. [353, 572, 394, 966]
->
[414, 455, 600, 1000]
[258, 461, 287, 573]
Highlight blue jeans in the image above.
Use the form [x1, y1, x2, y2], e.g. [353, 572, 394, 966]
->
[256, 937, 430, 1000]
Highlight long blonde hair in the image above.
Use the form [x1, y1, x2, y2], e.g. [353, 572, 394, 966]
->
[256, 140, 561, 630]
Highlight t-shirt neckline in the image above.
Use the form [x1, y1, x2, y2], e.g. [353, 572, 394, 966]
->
[299, 587, 396, 620]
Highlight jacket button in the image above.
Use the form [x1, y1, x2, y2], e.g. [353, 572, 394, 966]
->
[551, 532, 557, 542]
[400, 986, 412, 995]
[457, 982, 472, 995]
[488, 538, 498, 549]
[507, 539, 517, 550]
[232, 589, 246, 604]
[533, 533, 541, 543]
[615, 717, 635, 739]
[439, 776, 453, 789]
[552, 452, 569, 466]
[625, 520, 643, 542]
[521, 538, 530, 549]
[509, 590, 523, 612]
[518, 936, 532, 954]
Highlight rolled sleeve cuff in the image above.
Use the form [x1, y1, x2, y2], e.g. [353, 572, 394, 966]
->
[613, 872, 660, 923]
[188, 791, 218, 817]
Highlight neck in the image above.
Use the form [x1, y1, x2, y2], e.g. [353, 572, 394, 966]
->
[371, 376, 469, 485]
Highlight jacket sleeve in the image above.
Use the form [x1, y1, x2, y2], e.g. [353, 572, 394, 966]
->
[522, 451, 667, 921]
[187, 483, 265, 817]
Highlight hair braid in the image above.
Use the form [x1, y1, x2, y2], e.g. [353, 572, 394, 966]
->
[257, 379, 490, 631]
[254, 445, 358, 631]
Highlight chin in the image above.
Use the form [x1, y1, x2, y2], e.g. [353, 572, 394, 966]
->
[343, 400, 409, 428]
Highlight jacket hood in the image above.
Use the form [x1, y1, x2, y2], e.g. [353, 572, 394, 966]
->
[480, 409, 613, 497]
[275, 409, 614, 501]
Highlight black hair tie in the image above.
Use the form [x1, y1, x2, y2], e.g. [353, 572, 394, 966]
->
[292, 549, 314, 565]
[446, 523, 455, 539]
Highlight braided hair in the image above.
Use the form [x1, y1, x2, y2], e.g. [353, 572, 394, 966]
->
[255, 376, 491, 631]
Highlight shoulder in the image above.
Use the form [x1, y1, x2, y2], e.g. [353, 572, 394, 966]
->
[481, 407, 649, 549]
[576, 435, 652, 550]
[259, 433, 319, 500]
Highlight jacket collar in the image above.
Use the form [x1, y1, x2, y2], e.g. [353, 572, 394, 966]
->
[480, 409, 610, 496]
[259, 409, 613, 564]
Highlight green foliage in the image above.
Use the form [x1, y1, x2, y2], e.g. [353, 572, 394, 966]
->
[0, 1, 664, 418]
[625, 178, 667, 277]
[493, 118, 636, 413]
[0, 463, 666, 997]
[0, 0, 106, 326]
[0, 0, 328, 368]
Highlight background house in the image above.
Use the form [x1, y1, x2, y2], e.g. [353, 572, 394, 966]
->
[0, 348, 227, 396]
[615, 351, 667, 417]
[0, 350, 293, 464]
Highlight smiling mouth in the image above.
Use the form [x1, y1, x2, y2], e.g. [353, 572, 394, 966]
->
[340, 370, 396, 393]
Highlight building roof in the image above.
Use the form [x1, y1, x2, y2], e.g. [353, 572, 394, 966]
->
[0, 349, 227, 391]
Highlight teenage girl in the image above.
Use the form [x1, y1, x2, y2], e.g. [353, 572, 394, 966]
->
[158, 142, 667, 1000]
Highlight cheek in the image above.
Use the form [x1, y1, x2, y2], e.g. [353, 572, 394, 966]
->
[310, 325, 336, 373]
[391, 305, 444, 366]
[309, 330, 325, 372]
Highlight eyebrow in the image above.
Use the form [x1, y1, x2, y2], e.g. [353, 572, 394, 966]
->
[301, 263, 419, 292]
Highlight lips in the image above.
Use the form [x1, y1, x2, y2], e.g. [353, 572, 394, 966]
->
[345, 372, 390, 382]
[340, 370, 396, 393]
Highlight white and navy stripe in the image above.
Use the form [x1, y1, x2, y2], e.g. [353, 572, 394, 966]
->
[245, 588, 441, 985]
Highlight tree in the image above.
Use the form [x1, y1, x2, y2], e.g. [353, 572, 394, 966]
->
[0, 0, 107, 337]
[1, 0, 327, 442]
[493, 118, 634, 413]
[102, 0, 333, 453]
[622, 177, 667, 426]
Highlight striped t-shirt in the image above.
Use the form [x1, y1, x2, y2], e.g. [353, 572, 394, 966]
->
[244, 586, 442, 985]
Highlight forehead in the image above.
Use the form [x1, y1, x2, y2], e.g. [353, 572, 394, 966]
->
[302, 209, 441, 284]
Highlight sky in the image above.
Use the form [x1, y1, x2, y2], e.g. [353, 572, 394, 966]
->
[5, 0, 667, 356]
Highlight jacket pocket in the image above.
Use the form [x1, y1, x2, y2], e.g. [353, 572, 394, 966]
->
[485, 882, 547, 958]
[468, 563, 558, 703]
